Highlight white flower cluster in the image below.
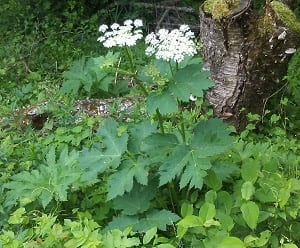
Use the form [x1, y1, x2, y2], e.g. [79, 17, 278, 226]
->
[97, 19, 143, 48]
[145, 25, 197, 63]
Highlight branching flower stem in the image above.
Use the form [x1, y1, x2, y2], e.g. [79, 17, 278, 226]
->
[125, 46, 135, 73]
[125, 46, 148, 96]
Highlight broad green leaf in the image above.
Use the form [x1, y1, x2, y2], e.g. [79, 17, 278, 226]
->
[289, 178, 300, 191]
[78, 147, 107, 184]
[107, 166, 134, 200]
[203, 219, 220, 227]
[108, 210, 179, 232]
[136, 210, 180, 232]
[113, 179, 157, 215]
[60, 52, 119, 96]
[4, 148, 80, 208]
[241, 181, 255, 200]
[241, 201, 259, 230]
[181, 202, 194, 217]
[170, 64, 213, 102]
[154, 59, 173, 79]
[204, 170, 222, 191]
[96, 118, 128, 169]
[159, 144, 190, 186]
[61, 57, 88, 94]
[79, 118, 128, 184]
[8, 208, 26, 224]
[103, 228, 140, 247]
[199, 202, 216, 222]
[216, 212, 234, 232]
[46, 146, 56, 166]
[146, 91, 178, 115]
[278, 188, 291, 208]
[179, 157, 211, 189]
[128, 121, 157, 153]
[241, 159, 261, 183]
[216, 191, 233, 215]
[131, 157, 150, 186]
[212, 162, 237, 181]
[106, 216, 140, 232]
[205, 190, 217, 203]
[176, 215, 203, 238]
[107, 156, 151, 200]
[219, 237, 246, 248]
[143, 227, 157, 245]
[178, 56, 203, 68]
[255, 188, 277, 203]
[191, 118, 233, 158]
[142, 133, 179, 163]
[244, 230, 271, 247]
[177, 215, 203, 228]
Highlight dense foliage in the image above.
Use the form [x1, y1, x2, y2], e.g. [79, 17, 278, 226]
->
[0, 1, 300, 247]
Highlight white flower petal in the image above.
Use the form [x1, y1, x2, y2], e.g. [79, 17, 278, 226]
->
[99, 24, 108, 32]
[124, 19, 133, 26]
[145, 25, 196, 62]
[134, 19, 143, 27]
[111, 23, 120, 30]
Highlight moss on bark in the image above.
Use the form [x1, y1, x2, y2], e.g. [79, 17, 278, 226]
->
[271, 1, 300, 32]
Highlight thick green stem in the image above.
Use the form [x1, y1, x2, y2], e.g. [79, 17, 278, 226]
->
[125, 46, 135, 73]
[156, 108, 165, 135]
[177, 100, 186, 143]
[179, 114, 186, 143]
[125, 46, 148, 96]
[168, 61, 174, 76]
[168, 182, 179, 213]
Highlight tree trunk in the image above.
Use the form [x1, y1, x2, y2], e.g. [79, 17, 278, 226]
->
[199, 0, 300, 130]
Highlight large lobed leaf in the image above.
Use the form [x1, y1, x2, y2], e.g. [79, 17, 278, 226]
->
[4, 147, 80, 208]
[169, 64, 213, 102]
[191, 118, 234, 157]
[60, 52, 120, 95]
[106, 157, 150, 200]
[146, 91, 178, 115]
[157, 119, 233, 189]
[107, 210, 180, 232]
[79, 118, 128, 185]
[112, 180, 157, 215]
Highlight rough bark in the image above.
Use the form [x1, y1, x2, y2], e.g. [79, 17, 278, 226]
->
[200, 0, 300, 130]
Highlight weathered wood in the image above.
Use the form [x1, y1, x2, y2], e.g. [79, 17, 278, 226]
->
[1, 97, 142, 130]
[200, 0, 300, 130]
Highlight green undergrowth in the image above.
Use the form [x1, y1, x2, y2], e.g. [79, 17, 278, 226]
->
[1, 2, 300, 247]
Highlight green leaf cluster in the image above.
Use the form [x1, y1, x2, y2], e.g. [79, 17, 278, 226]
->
[61, 52, 120, 97]
[4, 147, 80, 208]
[144, 58, 213, 115]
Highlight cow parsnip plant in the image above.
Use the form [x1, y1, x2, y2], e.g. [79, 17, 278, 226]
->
[1, 18, 300, 248]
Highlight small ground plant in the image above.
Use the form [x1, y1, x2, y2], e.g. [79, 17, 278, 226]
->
[1, 16, 300, 248]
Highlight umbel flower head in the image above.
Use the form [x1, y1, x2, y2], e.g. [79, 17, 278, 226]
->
[145, 25, 197, 63]
[97, 19, 143, 48]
